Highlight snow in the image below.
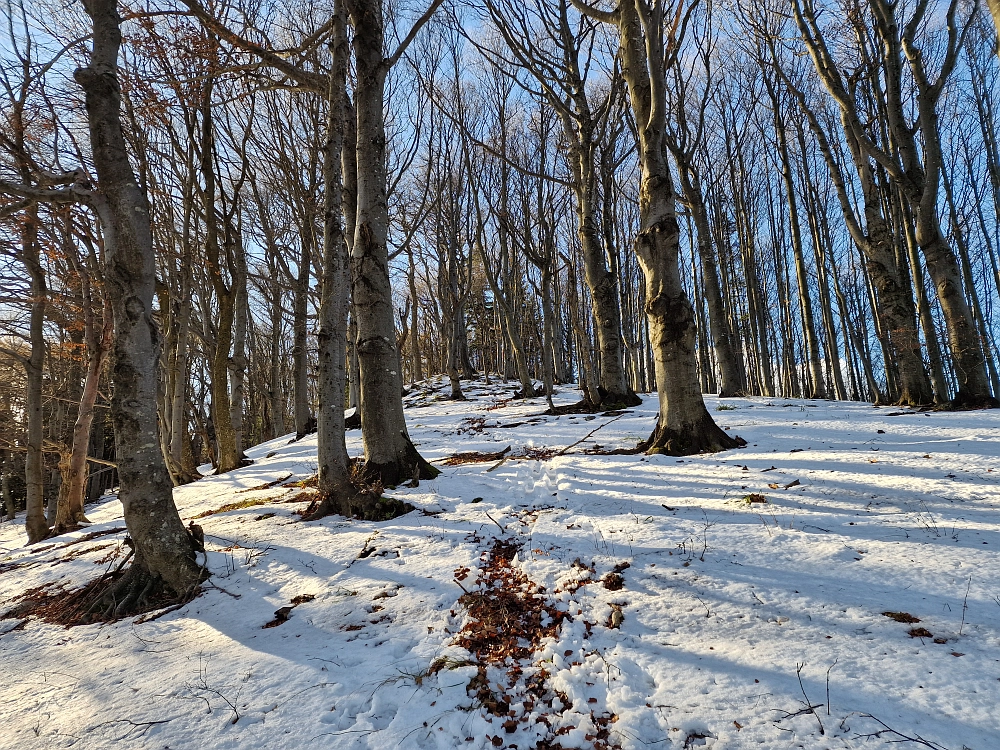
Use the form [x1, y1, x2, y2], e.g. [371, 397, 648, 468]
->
[1, 380, 999, 750]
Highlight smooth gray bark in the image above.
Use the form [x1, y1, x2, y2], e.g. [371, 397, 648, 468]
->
[75, 0, 203, 597]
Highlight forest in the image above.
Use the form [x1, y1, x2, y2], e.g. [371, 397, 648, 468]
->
[0, 0, 999, 748]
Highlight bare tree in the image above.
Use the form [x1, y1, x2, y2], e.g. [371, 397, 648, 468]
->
[571, 0, 740, 453]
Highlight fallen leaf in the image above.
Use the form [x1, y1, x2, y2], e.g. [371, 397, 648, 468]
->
[883, 611, 920, 623]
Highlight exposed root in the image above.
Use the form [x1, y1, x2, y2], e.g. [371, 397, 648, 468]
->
[543, 388, 641, 415]
[639, 410, 746, 456]
[543, 398, 601, 415]
[301, 470, 413, 522]
[947, 392, 1000, 410]
[359, 432, 441, 488]
[1, 557, 204, 627]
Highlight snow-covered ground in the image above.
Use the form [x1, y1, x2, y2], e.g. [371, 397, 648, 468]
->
[1, 380, 998, 750]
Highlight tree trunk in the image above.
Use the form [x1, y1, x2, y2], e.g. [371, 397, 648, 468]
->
[2, 450, 13, 521]
[310, 2, 368, 518]
[603, 0, 739, 454]
[54, 284, 112, 531]
[23, 206, 49, 543]
[199, 88, 241, 471]
[267, 259, 286, 437]
[346, 0, 437, 487]
[169, 274, 197, 471]
[75, 0, 202, 600]
[679, 167, 743, 397]
[770, 100, 826, 399]
[292, 236, 313, 438]
[228, 230, 249, 457]
[407, 247, 423, 384]
[574, 149, 636, 406]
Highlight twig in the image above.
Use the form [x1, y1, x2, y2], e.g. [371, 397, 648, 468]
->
[825, 659, 837, 716]
[485, 456, 509, 472]
[88, 717, 172, 740]
[204, 581, 242, 599]
[854, 713, 949, 749]
[556, 414, 626, 456]
[484, 512, 506, 533]
[796, 662, 824, 735]
[959, 575, 972, 636]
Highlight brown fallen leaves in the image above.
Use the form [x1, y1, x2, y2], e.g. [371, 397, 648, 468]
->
[454, 538, 619, 749]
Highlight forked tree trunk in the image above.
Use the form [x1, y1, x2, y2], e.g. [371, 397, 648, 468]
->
[75, 0, 202, 599]
[575, 167, 638, 407]
[345, 0, 438, 486]
[793, 0, 994, 407]
[577, 0, 739, 454]
[310, 2, 366, 518]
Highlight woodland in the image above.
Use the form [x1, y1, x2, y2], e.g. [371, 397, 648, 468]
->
[1, 0, 1000, 719]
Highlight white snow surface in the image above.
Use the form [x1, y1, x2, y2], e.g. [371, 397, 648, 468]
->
[1, 380, 999, 750]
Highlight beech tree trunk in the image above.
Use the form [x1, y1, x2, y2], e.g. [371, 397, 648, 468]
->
[678, 167, 744, 397]
[75, 0, 202, 597]
[2, 450, 13, 521]
[199, 88, 241, 471]
[54, 276, 112, 531]
[345, 0, 438, 486]
[768, 89, 826, 399]
[312, 2, 361, 516]
[407, 247, 423, 384]
[578, 0, 739, 454]
[793, 0, 994, 407]
[292, 236, 313, 438]
[23, 206, 49, 543]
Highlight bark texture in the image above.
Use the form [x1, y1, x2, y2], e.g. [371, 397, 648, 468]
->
[574, 0, 740, 454]
[75, 0, 203, 597]
[345, 0, 439, 486]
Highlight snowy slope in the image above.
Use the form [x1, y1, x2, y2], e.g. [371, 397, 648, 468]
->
[1, 379, 998, 750]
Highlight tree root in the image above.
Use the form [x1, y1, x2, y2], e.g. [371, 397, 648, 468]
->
[4, 555, 203, 627]
[302, 486, 414, 522]
[542, 390, 641, 416]
[359, 432, 441, 488]
[948, 391, 1000, 410]
[639, 410, 746, 456]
